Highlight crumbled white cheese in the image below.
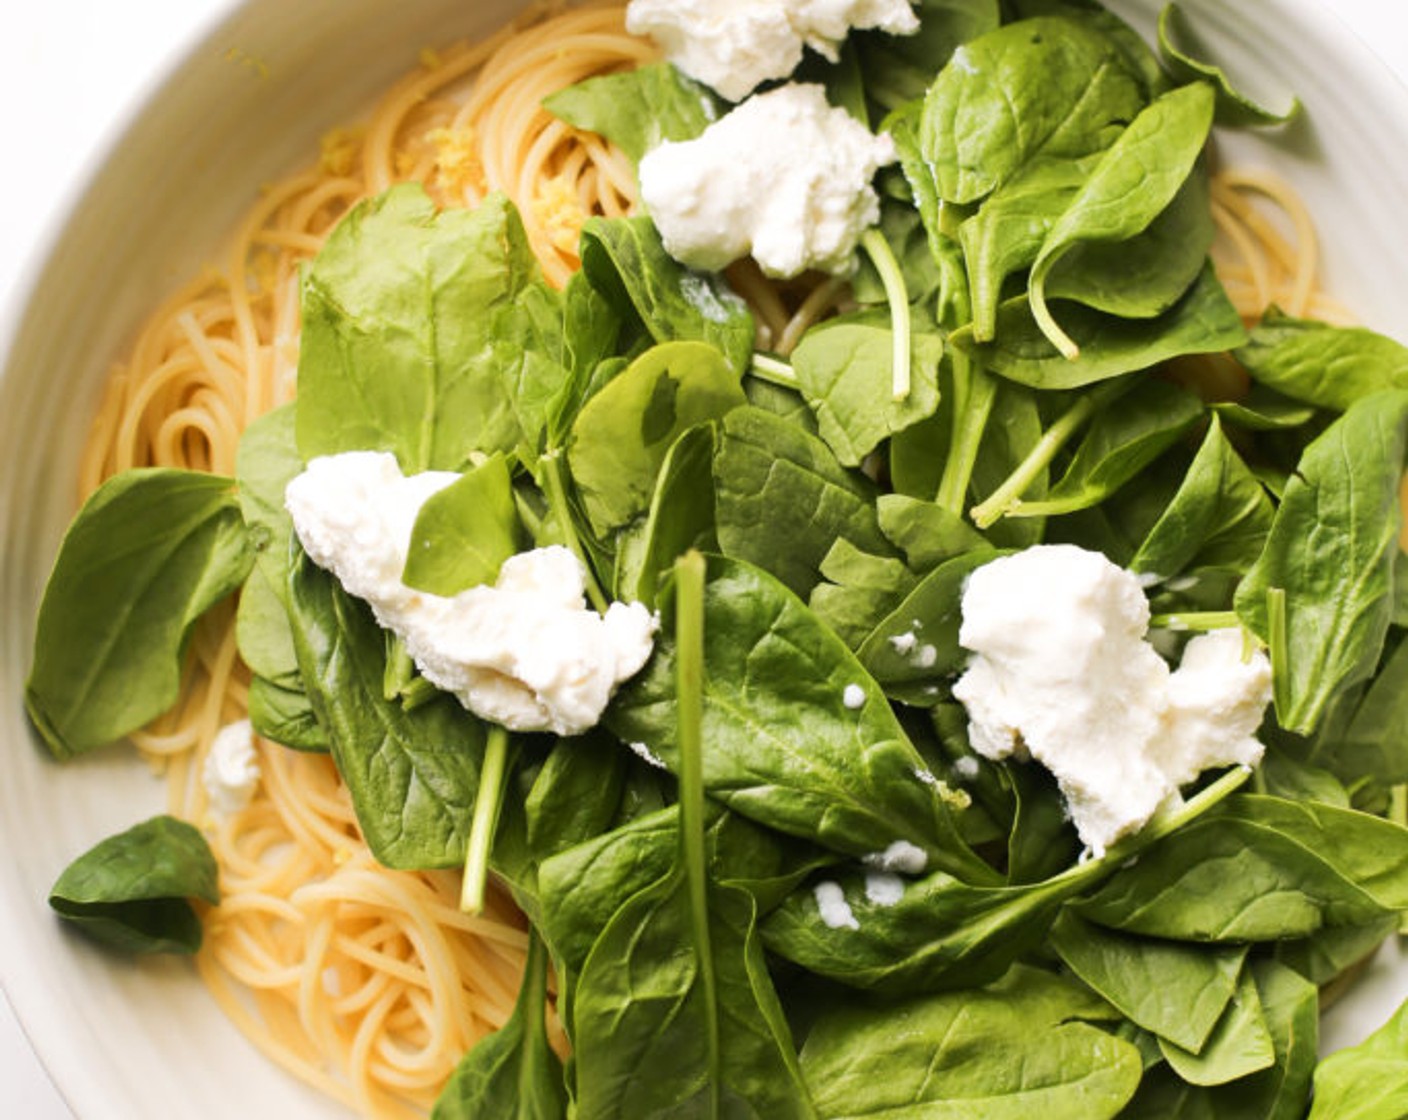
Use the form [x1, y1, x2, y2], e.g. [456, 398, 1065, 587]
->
[864, 871, 905, 907]
[628, 740, 669, 770]
[888, 630, 918, 655]
[285, 452, 657, 737]
[626, 0, 919, 102]
[842, 683, 866, 710]
[952, 755, 981, 782]
[952, 545, 1271, 856]
[202, 719, 260, 815]
[637, 83, 896, 278]
[862, 839, 928, 875]
[814, 880, 860, 930]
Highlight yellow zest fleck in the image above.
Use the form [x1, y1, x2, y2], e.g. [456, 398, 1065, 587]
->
[319, 127, 364, 178]
[426, 126, 488, 197]
[419, 46, 443, 71]
[532, 175, 588, 255]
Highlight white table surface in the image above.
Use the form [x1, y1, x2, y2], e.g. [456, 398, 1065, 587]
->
[3, 2, 1408, 1117]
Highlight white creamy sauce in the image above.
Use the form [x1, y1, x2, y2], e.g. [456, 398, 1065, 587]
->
[814, 880, 860, 930]
[638, 83, 896, 278]
[202, 718, 261, 815]
[952, 545, 1272, 856]
[626, 0, 919, 102]
[285, 451, 657, 738]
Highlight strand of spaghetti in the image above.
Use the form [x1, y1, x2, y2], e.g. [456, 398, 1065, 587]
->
[1211, 198, 1273, 316]
[1220, 167, 1319, 315]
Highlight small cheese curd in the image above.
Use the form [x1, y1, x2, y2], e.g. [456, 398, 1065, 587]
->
[203, 719, 260, 815]
[952, 545, 1271, 856]
[285, 452, 657, 737]
[626, 0, 920, 102]
[639, 83, 896, 279]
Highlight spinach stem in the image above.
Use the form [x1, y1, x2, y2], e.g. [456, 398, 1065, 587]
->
[1395, 786, 1408, 934]
[1266, 586, 1289, 715]
[935, 358, 997, 514]
[520, 930, 552, 1052]
[749, 353, 799, 387]
[1029, 260, 1081, 361]
[1148, 610, 1242, 632]
[969, 379, 1126, 528]
[541, 451, 609, 614]
[859, 227, 913, 402]
[460, 724, 511, 914]
[383, 635, 415, 702]
[673, 550, 719, 1108]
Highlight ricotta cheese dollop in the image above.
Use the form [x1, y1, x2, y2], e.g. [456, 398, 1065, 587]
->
[285, 451, 657, 737]
[626, 0, 920, 102]
[952, 545, 1271, 856]
[638, 83, 896, 278]
[202, 718, 261, 815]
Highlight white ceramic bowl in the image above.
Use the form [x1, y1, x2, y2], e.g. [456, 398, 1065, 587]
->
[3, 1, 1407, 1117]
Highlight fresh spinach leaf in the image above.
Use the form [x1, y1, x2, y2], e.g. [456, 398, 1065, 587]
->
[853, 0, 1001, 110]
[543, 63, 719, 165]
[1158, 3, 1300, 127]
[613, 422, 718, 608]
[1029, 81, 1215, 354]
[857, 549, 1001, 699]
[791, 311, 944, 467]
[1273, 914, 1398, 987]
[964, 261, 1247, 390]
[432, 933, 566, 1119]
[1158, 966, 1275, 1086]
[808, 539, 919, 651]
[1009, 378, 1203, 519]
[1130, 414, 1275, 578]
[568, 341, 744, 536]
[1235, 390, 1408, 734]
[1077, 794, 1408, 941]
[247, 675, 328, 753]
[714, 406, 894, 598]
[1235, 310, 1408, 412]
[608, 555, 995, 882]
[799, 965, 1141, 1118]
[48, 815, 218, 954]
[921, 16, 1147, 205]
[286, 551, 483, 870]
[572, 876, 815, 1119]
[297, 186, 540, 470]
[1307, 996, 1408, 1119]
[235, 402, 302, 595]
[1049, 910, 1245, 1052]
[876, 493, 990, 568]
[402, 454, 521, 595]
[27, 469, 255, 759]
[1208, 384, 1318, 432]
[579, 217, 754, 375]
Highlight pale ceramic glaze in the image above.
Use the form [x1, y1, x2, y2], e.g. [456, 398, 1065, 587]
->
[2, 1, 1406, 1116]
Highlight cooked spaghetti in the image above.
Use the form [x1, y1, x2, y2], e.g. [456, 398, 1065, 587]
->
[71, 5, 1363, 1118]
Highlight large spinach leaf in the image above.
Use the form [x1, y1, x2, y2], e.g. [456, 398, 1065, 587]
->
[286, 551, 483, 869]
[920, 16, 1147, 205]
[966, 262, 1247, 390]
[1049, 910, 1244, 1052]
[568, 341, 744, 536]
[49, 815, 218, 954]
[403, 454, 521, 594]
[1235, 390, 1408, 734]
[27, 469, 255, 759]
[714, 406, 894, 598]
[432, 933, 566, 1119]
[1077, 794, 1408, 940]
[1308, 996, 1408, 1119]
[1235, 310, 1408, 411]
[799, 965, 1141, 1119]
[853, 0, 1001, 109]
[1130, 414, 1274, 578]
[296, 186, 541, 470]
[1158, 966, 1275, 1086]
[543, 63, 718, 164]
[791, 311, 944, 468]
[579, 217, 754, 375]
[608, 556, 994, 882]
